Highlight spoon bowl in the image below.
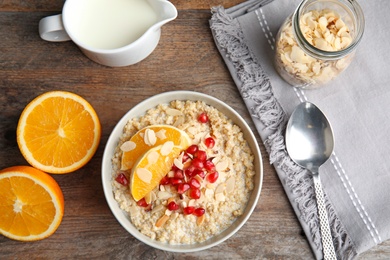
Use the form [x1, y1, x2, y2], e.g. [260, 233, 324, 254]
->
[285, 101, 337, 260]
[286, 102, 334, 172]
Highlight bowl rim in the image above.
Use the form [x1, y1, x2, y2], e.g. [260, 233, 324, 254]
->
[101, 90, 263, 252]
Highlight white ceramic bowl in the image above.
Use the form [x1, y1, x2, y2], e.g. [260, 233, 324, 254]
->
[102, 90, 263, 252]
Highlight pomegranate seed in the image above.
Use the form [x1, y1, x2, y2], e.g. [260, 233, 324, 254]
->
[171, 178, 184, 186]
[160, 175, 170, 185]
[167, 201, 179, 211]
[189, 187, 201, 199]
[206, 171, 219, 183]
[186, 144, 198, 155]
[137, 198, 148, 207]
[189, 178, 201, 189]
[177, 183, 190, 194]
[115, 172, 129, 186]
[198, 112, 209, 123]
[205, 137, 215, 148]
[192, 157, 204, 169]
[194, 150, 207, 161]
[194, 207, 205, 217]
[183, 206, 195, 215]
[185, 165, 196, 177]
[194, 168, 205, 178]
[174, 169, 184, 179]
[204, 159, 216, 171]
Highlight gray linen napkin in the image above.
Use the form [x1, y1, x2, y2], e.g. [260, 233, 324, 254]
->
[210, 0, 390, 259]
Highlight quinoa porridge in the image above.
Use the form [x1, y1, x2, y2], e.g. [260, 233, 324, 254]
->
[111, 100, 255, 244]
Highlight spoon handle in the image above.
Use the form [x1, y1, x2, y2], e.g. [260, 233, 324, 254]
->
[313, 174, 337, 260]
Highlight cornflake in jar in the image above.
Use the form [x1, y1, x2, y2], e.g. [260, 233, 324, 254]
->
[274, 0, 364, 88]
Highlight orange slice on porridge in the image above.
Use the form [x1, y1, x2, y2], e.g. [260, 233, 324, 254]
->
[120, 125, 191, 170]
[130, 142, 182, 201]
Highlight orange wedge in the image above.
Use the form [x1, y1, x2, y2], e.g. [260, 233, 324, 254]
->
[130, 142, 182, 201]
[0, 166, 64, 241]
[17, 91, 101, 174]
[120, 125, 191, 170]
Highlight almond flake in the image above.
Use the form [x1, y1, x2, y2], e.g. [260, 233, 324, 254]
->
[226, 177, 236, 193]
[174, 116, 185, 127]
[145, 129, 157, 146]
[205, 188, 214, 198]
[188, 199, 196, 207]
[147, 151, 159, 165]
[166, 108, 183, 116]
[167, 170, 175, 178]
[174, 158, 184, 170]
[160, 141, 174, 156]
[216, 160, 229, 171]
[120, 141, 136, 152]
[155, 129, 167, 140]
[215, 193, 225, 202]
[155, 215, 169, 228]
[157, 191, 172, 200]
[136, 168, 152, 183]
[165, 209, 172, 216]
[215, 183, 225, 194]
[151, 204, 165, 215]
[196, 214, 205, 226]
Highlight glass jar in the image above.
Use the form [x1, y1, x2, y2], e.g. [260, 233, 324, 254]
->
[274, 0, 365, 89]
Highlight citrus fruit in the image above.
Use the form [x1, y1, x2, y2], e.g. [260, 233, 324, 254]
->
[120, 125, 191, 170]
[17, 91, 101, 174]
[0, 166, 64, 241]
[130, 142, 182, 201]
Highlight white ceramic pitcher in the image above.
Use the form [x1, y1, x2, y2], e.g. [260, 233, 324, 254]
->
[39, 0, 177, 67]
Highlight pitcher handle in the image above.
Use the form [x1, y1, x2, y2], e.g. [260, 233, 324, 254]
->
[39, 14, 71, 42]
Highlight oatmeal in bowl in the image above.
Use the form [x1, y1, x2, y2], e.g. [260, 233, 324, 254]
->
[102, 91, 263, 252]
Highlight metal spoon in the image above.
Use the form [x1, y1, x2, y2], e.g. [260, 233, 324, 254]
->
[285, 101, 337, 260]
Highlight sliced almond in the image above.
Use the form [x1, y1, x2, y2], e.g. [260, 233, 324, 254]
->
[226, 176, 236, 193]
[157, 190, 172, 200]
[215, 183, 225, 194]
[174, 158, 184, 170]
[146, 129, 157, 146]
[216, 160, 229, 172]
[147, 150, 159, 165]
[196, 214, 205, 226]
[205, 188, 214, 198]
[155, 129, 167, 140]
[151, 204, 165, 215]
[129, 205, 139, 216]
[120, 141, 136, 152]
[160, 141, 174, 156]
[165, 209, 172, 216]
[155, 215, 169, 228]
[144, 191, 154, 204]
[188, 199, 196, 207]
[136, 168, 152, 183]
[167, 170, 175, 178]
[174, 116, 185, 127]
[166, 108, 183, 116]
[215, 193, 226, 202]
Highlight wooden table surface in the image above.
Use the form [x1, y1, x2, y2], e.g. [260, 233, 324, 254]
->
[1, 0, 389, 259]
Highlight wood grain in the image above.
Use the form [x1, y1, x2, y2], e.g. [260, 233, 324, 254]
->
[0, 1, 389, 259]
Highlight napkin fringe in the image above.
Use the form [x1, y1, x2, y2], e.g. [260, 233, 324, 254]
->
[210, 5, 357, 259]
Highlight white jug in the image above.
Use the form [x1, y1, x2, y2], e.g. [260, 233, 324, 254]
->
[39, 0, 178, 67]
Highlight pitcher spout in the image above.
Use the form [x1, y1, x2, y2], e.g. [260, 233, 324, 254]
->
[148, 0, 178, 27]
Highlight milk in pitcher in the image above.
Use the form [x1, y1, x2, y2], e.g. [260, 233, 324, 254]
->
[71, 0, 158, 49]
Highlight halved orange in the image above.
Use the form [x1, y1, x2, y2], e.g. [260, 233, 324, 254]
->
[0, 166, 64, 241]
[17, 91, 101, 174]
[120, 125, 191, 170]
[130, 142, 182, 201]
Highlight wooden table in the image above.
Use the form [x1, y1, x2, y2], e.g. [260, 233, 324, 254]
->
[1, 0, 389, 258]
